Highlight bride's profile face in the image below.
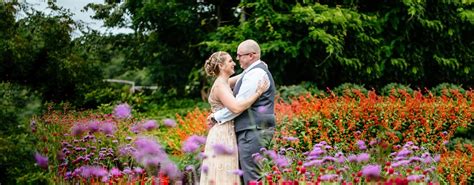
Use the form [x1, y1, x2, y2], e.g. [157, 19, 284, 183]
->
[220, 54, 236, 76]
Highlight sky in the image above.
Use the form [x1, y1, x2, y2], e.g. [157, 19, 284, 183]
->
[22, 0, 133, 36]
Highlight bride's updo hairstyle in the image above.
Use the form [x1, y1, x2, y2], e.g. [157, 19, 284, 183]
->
[204, 51, 229, 77]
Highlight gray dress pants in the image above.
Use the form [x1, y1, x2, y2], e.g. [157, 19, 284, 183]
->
[236, 127, 274, 185]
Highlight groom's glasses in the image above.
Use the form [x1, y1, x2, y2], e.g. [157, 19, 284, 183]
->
[236, 52, 255, 59]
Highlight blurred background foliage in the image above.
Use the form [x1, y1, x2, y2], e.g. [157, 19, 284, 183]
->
[1, 0, 472, 108]
[0, 0, 473, 183]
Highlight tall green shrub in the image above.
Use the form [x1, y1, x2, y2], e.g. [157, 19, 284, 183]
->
[0, 83, 44, 184]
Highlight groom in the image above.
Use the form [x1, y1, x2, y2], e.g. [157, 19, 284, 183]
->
[208, 39, 276, 184]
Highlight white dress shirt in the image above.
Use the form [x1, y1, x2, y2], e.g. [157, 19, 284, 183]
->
[214, 60, 270, 124]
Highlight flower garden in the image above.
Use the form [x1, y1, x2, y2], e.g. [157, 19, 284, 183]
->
[31, 89, 473, 184]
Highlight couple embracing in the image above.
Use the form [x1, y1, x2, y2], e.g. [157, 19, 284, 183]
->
[200, 39, 276, 185]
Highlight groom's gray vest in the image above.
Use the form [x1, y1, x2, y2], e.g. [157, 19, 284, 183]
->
[233, 62, 276, 132]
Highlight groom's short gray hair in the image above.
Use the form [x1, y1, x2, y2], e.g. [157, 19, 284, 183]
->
[241, 39, 261, 58]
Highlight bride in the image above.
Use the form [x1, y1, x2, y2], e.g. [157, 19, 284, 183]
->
[200, 51, 268, 184]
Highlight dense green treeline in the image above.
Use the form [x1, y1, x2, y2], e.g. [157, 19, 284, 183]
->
[1, 0, 473, 106]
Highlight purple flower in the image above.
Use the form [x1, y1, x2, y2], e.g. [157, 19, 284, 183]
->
[357, 140, 367, 150]
[163, 118, 177, 127]
[182, 135, 206, 153]
[369, 140, 378, 146]
[199, 152, 208, 160]
[185, 165, 195, 171]
[323, 156, 337, 162]
[320, 174, 338, 181]
[100, 121, 116, 135]
[274, 156, 289, 168]
[92, 166, 108, 177]
[123, 167, 133, 175]
[308, 147, 325, 156]
[201, 165, 209, 174]
[283, 136, 298, 141]
[392, 160, 410, 167]
[361, 164, 381, 177]
[252, 153, 265, 163]
[348, 154, 357, 163]
[142, 120, 158, 131]
[423, 157, 433, 164]
[109, 167, 122, 177]
[212, 144, 235, 155]
[228, 169, 244, 176]
[101, 176, 109, 183]
[133, 167, 144, 174]
[434, 154, 440, 162]
[264, 150, 278, 159]
[303, 160, 323, 167]
[71, 124, 85, 136]
[160, 161, 181, 179]
[257, 106, 267, 113]
[335, 152, 344, 157]
[187, 135, 206, 145]
[182, 141, 200, 153]
[87, 120, 100, 133]
[357, 153, 370, 163]
[396, 148, 412, 157]
[133, 137, 167, 168]
[34, 152, 48, 169]
[64, 171, 72, 180]
[409, 157, 423, 163]
[114, 103, 131, 119]
[407, 175, 425, 181]
[337, 156, 346, 163]
[80, 166, 108, 178]
[130, 124, 143, 134]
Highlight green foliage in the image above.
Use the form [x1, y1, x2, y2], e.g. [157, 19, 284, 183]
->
[380, 83, 414, 97]
[278, 85, 310, 102]
[0, 83, 42, 135]
[430, 83, 466, 97]
[201, 0, 474, 89]
[332, 83, 368, 97]
[1, 3, 104, 104]
[0, 83, 43, 184]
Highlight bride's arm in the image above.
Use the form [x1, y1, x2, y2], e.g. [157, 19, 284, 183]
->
[228, 74, 242, 89]
[215, 79, 268, 114]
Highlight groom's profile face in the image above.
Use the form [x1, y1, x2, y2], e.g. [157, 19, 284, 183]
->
[236, 47, 254, 70]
